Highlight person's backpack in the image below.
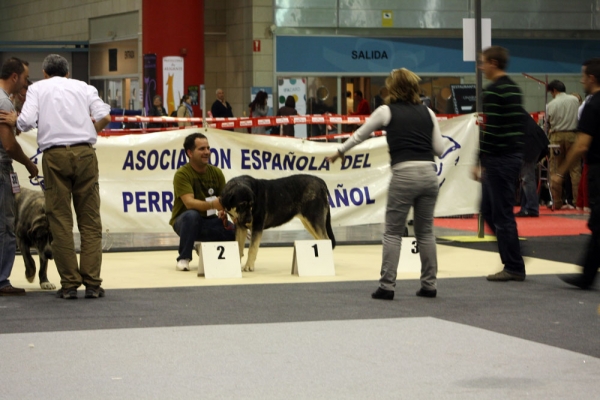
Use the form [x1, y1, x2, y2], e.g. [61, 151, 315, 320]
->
[523, 114, 549, 163]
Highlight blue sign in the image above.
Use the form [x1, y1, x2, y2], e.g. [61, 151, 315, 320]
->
[276, 36, 600, 74]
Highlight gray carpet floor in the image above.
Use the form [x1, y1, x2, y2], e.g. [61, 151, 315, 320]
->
[1, 235, 599, 399]
[3, 317, 599, 399]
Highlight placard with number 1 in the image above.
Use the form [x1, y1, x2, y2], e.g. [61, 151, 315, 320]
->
[291, 240, 335, 277]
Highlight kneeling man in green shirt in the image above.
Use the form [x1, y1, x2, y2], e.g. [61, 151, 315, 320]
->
[170, 132, 235, 271]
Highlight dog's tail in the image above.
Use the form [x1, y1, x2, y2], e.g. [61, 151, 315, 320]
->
[326, 208, 336, 249]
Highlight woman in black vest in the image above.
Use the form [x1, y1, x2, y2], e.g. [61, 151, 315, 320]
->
[327, 68, 444, 300]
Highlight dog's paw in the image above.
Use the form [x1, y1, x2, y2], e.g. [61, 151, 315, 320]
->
[40, 282, 56, 290]
[242, 263, 255, 272]
[25, 274, 35, 283]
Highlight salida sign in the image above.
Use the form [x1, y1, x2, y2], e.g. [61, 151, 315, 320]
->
[351, 50, 389, 60]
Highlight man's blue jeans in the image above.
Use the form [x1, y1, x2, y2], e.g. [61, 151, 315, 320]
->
[0, 164, 16, 289]
[173, 210, 235, 261]
[519, 160, 539, 215]
[481, 154, 526, 276]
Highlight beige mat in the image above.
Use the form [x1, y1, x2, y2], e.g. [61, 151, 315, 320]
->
[10, 244, 579, 291]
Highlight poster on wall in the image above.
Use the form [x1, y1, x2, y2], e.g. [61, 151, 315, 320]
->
[162, 56, 184, 116]
[278, 78, 307, 138]
[143, 54, 157, 116]
[188, 85, 199, 106]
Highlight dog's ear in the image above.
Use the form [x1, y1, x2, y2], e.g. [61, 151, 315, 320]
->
[28, 215, 48, 241]
[220, 190, 232, 210]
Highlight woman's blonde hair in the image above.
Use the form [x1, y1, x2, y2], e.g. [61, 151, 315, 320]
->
[385, 68, 422, 105]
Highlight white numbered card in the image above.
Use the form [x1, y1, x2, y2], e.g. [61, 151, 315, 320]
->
[398, 237, 421, 272]
[291, 240, 335, 277]
[197, 241, 242, 279]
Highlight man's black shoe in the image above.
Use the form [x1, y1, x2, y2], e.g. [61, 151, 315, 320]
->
[371, 287, 394, 300]
[515, 210, 539, 217]
[416, 288, 437, 298]
[558, 274, 592, 290]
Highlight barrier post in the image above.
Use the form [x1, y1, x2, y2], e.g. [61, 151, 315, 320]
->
[201, 84, 207, 130]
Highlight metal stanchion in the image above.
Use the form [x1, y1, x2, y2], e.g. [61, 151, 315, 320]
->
[200, 84, 206, 131]
[475, 0, 485, 238]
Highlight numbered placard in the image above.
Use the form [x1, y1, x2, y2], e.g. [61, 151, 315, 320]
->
[398, 237, 421, 273]
[196, 241, 242, 279]
[291, 240, 335, 277]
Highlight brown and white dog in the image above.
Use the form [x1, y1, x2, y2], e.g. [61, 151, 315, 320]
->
[220, 174, 335, 272]
[15, 188, 55, 290]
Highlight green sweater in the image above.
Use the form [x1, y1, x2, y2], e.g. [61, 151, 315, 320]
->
[480, 75, 525, 157]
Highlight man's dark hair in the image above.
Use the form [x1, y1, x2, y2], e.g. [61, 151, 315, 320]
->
[42, 54, 69, 77]
[183, 132, 208, 154]
[583, 58, 600, 82]
[354, 90, 363, 98]
[482, 46, 509, 71]
[0, 57, 29, 80]
[547, 80, 566, 93]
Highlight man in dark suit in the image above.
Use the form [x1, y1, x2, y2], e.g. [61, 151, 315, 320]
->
[211, 88, 233, 118]
[555, 58, 600, 289]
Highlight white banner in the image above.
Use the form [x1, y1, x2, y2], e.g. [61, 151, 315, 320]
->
[13, 114, 480, 233]
[162, 56, 184, 116]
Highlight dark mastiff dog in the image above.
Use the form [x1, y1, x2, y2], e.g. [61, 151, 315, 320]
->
[15, 187, 55, 289]
[220, 174, 336, 271]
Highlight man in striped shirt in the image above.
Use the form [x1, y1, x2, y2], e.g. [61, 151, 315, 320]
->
[476, 46, 527, 282]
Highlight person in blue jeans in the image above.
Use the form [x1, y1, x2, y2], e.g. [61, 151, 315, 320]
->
[473, 46, 527, 282]
[327, 67, 444, 300]
[170, 133, 235, 271]
[0, 57, 38, 296]
[515, 111, 549, 217]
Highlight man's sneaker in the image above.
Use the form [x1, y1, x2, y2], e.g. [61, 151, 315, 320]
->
[56, 288, 78, 299]
[0, 284, 26, 296]
[85, 286, 105, 298]
[561, 204, 575, 210]
[176, 259, 191, 271]
[371, 287, 394, 300]
[486, 270, 526, 282]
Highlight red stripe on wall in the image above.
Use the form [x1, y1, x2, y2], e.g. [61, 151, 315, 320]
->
[142, 0, 205, 114]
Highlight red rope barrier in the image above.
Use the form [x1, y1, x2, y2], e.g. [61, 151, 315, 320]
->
[104, 112, 544, 136]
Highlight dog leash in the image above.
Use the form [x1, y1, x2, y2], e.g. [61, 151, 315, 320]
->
[33, 176, 45, 192]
